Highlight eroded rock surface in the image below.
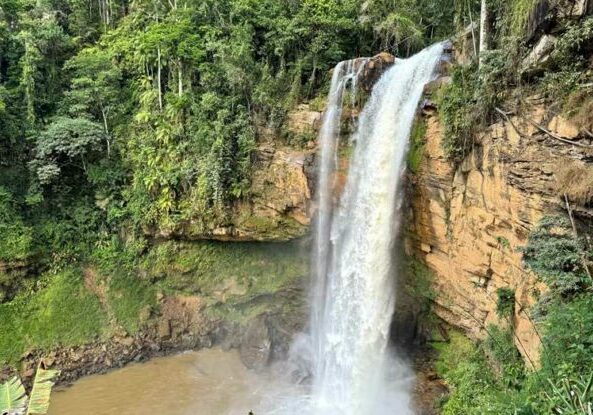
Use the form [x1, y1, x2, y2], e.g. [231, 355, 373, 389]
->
[406, 101, 593, 365]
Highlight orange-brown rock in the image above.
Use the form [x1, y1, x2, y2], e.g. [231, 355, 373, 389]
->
[358, 52, 396, 92]
[406, 102, 593, 367]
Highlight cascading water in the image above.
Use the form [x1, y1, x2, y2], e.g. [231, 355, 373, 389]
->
[249, 43, 445, 415]
[310, 57, 368, 369]
[309, 42, 444, 415]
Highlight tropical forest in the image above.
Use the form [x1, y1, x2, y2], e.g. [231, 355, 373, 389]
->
[0, 0, 592, 414]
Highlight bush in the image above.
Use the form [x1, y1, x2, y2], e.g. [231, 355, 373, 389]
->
[483, 325, 525, 388]
[0, 187, 32, 262]
[435, 331, 524, 414]
[437, 64, 479, 162]
[540, 295, 593, 380]
[496, 288, 515, 318]
[522, 215, 591, 296]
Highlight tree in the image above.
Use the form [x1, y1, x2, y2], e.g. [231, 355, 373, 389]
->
[479, 0, 490, 65]
[30, 117, 107, 185]
[63, 48, 122, 156]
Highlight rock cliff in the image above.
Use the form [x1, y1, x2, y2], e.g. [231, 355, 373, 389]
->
[405, 96, 593, 365]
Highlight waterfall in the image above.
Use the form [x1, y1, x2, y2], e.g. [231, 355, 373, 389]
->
[250, 43, 444, 415]
[311, 57, 367, 369]
[309, 43, 444, 415]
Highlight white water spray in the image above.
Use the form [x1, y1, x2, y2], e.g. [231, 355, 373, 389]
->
[309, 43, 444, 415]
[244, 43, 444, 415]
[311, 57, 368, 366]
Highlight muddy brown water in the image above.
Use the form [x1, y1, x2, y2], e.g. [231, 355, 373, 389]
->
[47, 348, 268, 415]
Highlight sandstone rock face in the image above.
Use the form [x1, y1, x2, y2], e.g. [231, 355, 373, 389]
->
[406, 103, 593, 366]
[358, 52, 396, 92]
[286, 104, 322, 135]
[173, 138, 315, 242]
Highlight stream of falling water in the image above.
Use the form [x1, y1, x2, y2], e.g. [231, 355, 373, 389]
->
[298, 42, 444, 415]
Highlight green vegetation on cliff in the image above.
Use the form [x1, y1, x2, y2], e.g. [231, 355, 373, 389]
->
[435, 215, 593, 414]
[0, 0, 457, 259]
[0, 239, 306, 364]
[437, 4, 593, 162]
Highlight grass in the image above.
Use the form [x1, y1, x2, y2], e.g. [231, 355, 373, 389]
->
[0, 269, 107, 364]
[0, 239, 308, 365]
[107, 271, 156, 334]
[554, 161, 593, 206]
[407, 116, 428, 173]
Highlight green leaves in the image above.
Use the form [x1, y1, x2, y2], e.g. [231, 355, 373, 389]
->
[544, 373, 593, 415]
[0, 369, 59, 415]
[0, 186, 33, 262]
[25, 368, 59, 415]
[522, 216, 591, 296]
[30, 117, 106, 185]
[0, 377, 27, 415]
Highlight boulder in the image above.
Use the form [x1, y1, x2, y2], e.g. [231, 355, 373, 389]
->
[358, 52, 396, 92]
[522, 34, 557, 74]
[239, 315, 272, 370]
[286, 104, 322, 134]
[547, 115, 580, 139]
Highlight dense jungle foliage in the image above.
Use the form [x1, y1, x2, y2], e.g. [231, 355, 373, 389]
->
[0, 0, 458, 270]
[0, 0, 461, 360]
[1, 0, 593, 413]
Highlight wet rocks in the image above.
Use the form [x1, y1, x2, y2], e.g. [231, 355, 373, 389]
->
[239, 315, 272, 371]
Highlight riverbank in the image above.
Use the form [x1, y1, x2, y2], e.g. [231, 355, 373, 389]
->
[0, 239, 308, 386]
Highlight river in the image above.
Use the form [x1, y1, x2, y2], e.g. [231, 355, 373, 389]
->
[48, 349, 267, 415]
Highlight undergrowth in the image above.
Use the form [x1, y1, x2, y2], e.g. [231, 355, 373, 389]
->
[436, 214, 593, 414]
[0, 269, 107, 365]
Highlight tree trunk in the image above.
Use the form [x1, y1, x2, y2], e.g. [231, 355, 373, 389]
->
[100, 105, 111, 158]
[479, 0, 490, 66]
[157, 46, 163, 110]
[178, 60, 183, 96]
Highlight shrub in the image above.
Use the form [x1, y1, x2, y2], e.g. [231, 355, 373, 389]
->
[540, 294, 593, 380]
[0, 187, 32, 262]
[437, 64, 479, 162]
[435, 331, 524, 414]
[496, 288, 515, 318]
[522, 215, 591, 296]
[438, 49, 514, 163]
[482, 324, 525, 388]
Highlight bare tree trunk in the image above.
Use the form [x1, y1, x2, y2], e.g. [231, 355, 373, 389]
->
[178, 59, 183, 96]
[157, 46, 163, 110]
[564, 194, 593, 282]
[466, 0, 477, 59]
[100, 105, 111, 158]
[479, 0, 490, 66]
